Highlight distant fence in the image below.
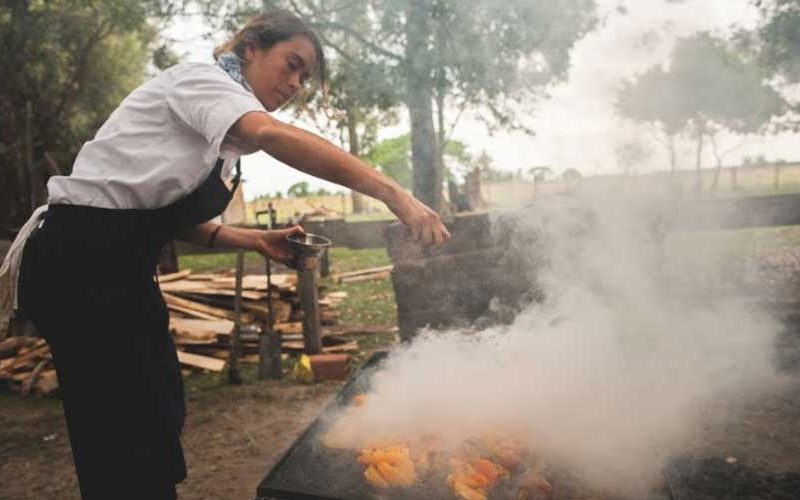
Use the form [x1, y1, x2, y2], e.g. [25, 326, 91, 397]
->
[482, 162, 800, 208]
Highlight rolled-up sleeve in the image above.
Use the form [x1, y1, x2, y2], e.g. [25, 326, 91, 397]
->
[166, 65, 267, 155]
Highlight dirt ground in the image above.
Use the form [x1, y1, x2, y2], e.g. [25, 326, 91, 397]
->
[0, 373, 340, 499]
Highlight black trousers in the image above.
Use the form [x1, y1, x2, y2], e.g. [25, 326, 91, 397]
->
[20, 207, 186, 500]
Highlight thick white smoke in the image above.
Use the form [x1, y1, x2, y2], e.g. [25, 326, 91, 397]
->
[328, 188, 785, 496]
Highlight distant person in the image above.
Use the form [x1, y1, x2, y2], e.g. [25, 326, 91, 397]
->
[0, 9, 449, 500]
[267, 201, 278, 228]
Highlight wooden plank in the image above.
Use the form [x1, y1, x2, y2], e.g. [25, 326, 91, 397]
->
[162, 293, 253, 322]
[0, 337, 30, 358]
[158, 269, 192, 283]
[172, 335, 218, 346]
[169, 318, 234, 338]
[21, 360, 48, 397]
[176, 351, 226, 372]
[165, 303, 221, 321]
[340, 271, 391, 283]
[334, 265, 393, 281]
[0, 345, 50, 374]
[241, 300, 292, 323]
[210, 274, 296, 291]
[159, 281, 266, 300]
[34, 370, 58, 395]
[274, 322, 303, 335]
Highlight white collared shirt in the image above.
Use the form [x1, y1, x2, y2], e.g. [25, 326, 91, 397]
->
[47, 62, 266, 209]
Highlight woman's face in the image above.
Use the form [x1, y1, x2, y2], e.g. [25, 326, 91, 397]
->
[242, 34, 317, 112]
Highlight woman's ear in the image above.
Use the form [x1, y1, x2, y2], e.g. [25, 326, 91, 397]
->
[241, 43, 255, 63]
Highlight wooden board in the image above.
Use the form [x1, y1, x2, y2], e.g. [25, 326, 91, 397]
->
[34, 370, 58, 395]
[0, 337, 33, 358]
[274, 322, 303, 335]
[176, 351, 226, 372]
[157, 269, 192, 283]
[210, 274, 297, 291]
[164, 303, 220, 321]
[340, 271, 391, 283]
[160, 281, 266, 300]
[162, 293, 253, 322]
[169, 318, 234, 339]
[334, 265, 393, 281]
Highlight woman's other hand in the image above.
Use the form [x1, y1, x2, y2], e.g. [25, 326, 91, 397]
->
[388, 191, 451, 246]
[251, 225, 305, 264]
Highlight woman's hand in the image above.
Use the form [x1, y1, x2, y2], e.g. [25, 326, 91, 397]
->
[388, 190, 451, 246]
[250, 225, 306, 264]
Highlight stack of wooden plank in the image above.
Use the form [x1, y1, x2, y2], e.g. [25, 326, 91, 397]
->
[159, 270, 356, 373]
[0, 269, 356, 395]
[0, 337, 58, 396]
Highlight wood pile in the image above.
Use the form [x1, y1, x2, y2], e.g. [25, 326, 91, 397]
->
[0, 269, 356, 395]
[158, 270, 356, 373]
[0, 337, 58, 396]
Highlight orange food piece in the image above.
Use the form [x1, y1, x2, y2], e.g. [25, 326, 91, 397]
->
[357, 446, 411, 466]
[452, 479, 487, 500]
[468, 472, 491, 488]
[364, 465, 389, 488]
[376, 461, 416, 487]
[474, 458, 508, 484]
[353, 394, 367, 407]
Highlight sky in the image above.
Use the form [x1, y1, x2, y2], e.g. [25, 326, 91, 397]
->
[167, 0, 799, 201]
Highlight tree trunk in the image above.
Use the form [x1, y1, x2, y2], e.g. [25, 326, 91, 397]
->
[346, 106, 366, 214]
[694, 127, 704, 196]
[405, 0, 442, 212]
[710, 134, 722, 194]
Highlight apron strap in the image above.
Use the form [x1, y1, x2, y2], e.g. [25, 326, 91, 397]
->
[212, 158, 242, 194]
[230, 159, 242, 194]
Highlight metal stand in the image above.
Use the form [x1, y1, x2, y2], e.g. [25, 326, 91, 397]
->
[297, 256, 322, 355]
[228, 250, 243, 385]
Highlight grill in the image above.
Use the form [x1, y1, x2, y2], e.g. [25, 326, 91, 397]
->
[255, 352, 799, 500]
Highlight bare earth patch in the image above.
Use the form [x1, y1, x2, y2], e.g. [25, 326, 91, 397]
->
[0, 376, 339, 500]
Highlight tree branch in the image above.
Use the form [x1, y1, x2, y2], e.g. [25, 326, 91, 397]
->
[311, 21, 403, 62]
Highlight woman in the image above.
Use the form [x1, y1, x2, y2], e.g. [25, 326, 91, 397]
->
[10, 10, 449, 499]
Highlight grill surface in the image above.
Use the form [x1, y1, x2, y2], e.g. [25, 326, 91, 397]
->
[256, 352, 674, 500]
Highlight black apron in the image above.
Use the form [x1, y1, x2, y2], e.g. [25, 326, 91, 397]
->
[19, 159, 240, 500]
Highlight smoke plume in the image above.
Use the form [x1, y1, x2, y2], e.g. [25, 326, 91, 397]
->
[328, 187, 785, 496]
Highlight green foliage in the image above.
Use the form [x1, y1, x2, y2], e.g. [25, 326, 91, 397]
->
[617, 33, 788, 171]
[364, 135, 412, 188]
[0, 0, 178, 231]
[287, 181, 310, 197]
[619, 33, 786, 134]
[752, 0, 800, 83]
[364, 134, 489, 188]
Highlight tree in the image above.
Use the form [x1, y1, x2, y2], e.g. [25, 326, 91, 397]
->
[364, 134, 489, 190]
[750, 0, 800, 83]
[287, 181, 310, 197]
[363, 135, 413, 189]
[0, 0, 179, 232]
[615, 140, 652, 175]
[734, 0, 800, 130]
[617, 33, 787, 193]
[206, 0, 597, 211]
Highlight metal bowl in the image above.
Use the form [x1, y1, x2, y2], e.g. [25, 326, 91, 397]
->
[286, 233, 332, 259]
